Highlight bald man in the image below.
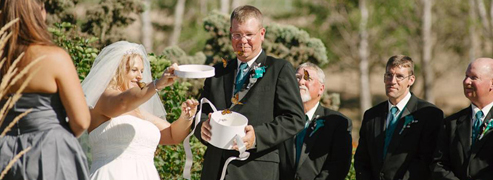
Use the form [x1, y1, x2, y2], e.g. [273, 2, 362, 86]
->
[432, 58, 493, 180]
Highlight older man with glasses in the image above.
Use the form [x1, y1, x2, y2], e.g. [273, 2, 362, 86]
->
[354, 55, 444, 180]
[279, 62, 353, 180]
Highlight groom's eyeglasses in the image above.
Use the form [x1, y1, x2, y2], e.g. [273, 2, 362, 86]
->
[231, 29, 261, 41]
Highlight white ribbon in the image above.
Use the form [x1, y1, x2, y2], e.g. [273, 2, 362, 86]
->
[183, 98, 250, 180]
[219, 135, 250, 180]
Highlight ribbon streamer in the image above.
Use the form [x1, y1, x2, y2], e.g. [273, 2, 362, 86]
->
[182, 98, 250, 180]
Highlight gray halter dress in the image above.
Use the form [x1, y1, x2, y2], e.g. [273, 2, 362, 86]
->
[0, 93, 89, 180]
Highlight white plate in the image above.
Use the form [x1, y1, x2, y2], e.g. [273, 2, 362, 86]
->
[174, 65, 215, 78]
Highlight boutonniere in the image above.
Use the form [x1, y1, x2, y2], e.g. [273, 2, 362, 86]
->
[246, 62, 267, 89]
[309, 119, 325, 137]
[399, 115, 418, 134]
[479, 119, 493, 140]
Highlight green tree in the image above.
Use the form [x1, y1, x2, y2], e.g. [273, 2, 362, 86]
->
[81, 0, 143, 47]
[49, 22, 99, 81]
[202, 11, 329, 67]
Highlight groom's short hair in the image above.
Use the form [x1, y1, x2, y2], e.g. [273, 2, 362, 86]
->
[230, 5, 263, 29]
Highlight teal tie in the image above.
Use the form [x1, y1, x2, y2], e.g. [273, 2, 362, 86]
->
[383, 106, 398, 159]
[295, 115, 309, 167]
[234, 63, 248, 95]
[472, 110, 484, 145]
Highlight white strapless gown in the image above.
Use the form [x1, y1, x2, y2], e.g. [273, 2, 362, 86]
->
[89, 115, 160, 180]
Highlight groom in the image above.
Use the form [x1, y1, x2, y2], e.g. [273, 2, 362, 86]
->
[194, 5, 305, 180]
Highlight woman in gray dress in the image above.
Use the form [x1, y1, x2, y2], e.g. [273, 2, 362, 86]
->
[0, 0, 91, 179]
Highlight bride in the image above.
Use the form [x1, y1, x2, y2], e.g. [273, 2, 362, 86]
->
[81, 41, 198, 180]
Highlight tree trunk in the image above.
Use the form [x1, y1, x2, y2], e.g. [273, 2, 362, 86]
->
[359, 0, 371, 117]
[476, 0, 489, 30]
[476, 0, 492, 55]
[422, 0, 434, 103]
[221, 0, 230, 14]
[490, 0, 493, 55]
[200, 0, 207, 15]
[470, 0, 479, 61]
[490, 0, 493, 33]
[169, 0, 186, 46]
[141, 0, 152, 51]
[231, 0, 241, 10]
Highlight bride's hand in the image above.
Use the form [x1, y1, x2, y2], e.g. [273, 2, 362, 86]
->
[155, 63, 178, 89]
[180, 99, 199, 121]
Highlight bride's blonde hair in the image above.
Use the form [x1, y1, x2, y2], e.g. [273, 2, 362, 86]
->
[107, 53, 143, 91]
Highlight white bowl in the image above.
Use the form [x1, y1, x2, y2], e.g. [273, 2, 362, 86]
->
[209, 110, 248, 150]
[175, 65, 215, 78]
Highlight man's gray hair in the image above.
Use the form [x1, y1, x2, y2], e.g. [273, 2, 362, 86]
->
[297, 62, 325, 84]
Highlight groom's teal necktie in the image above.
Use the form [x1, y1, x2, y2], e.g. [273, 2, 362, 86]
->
[234, 63, 248, 95]
[383, 106, 398, 159]
[472, 110, 484, 145]
[295, 115, 309, 167]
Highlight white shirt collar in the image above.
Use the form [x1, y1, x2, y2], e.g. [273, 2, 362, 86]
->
[236, 49, 262, 69]
[306, 102, 320, 123]
[387, 92, 411, 114]
[471, 102, 493, 123]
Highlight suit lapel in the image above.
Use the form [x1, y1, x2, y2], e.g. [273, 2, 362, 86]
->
[297, 105, 324, 170]
[384, 95, 418, 163]
[457, 106, 472, 158]
[471, 108, 493, 158]
[223, 60, 236, 107]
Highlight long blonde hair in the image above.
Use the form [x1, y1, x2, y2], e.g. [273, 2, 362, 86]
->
[107, 53, 143, 91]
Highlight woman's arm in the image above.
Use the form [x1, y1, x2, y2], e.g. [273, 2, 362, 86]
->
[51, 47, 90, 137]
[96, 64, 178, 118]
[143, 99, 198, 145]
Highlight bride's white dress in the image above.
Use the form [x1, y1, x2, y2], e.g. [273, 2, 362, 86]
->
[89, 115, 161, 180]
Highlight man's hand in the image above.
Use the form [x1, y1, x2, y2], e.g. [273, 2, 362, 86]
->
[201, 114, 212, 142]
[233, 125, 255, 150]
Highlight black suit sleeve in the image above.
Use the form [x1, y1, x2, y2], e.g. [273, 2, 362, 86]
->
[316, 116, 353, 180]
[253, 61, 305, 152]
[405, 107, 443, 179]
[354, 110, 374, 180]
[431, 117, 460, 180]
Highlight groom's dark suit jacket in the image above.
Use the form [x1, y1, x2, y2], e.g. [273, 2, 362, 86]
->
[354, 94, 443, 180]
[279, 104, 353, 180]
[194, 51, 305, 180]
[431, 106, 493, 180]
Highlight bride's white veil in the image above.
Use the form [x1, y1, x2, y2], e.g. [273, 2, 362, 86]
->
[81, 41, 167, 119]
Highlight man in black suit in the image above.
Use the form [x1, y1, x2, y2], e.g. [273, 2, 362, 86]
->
[354, 55, 444, 180]
[194, 5, 305, 180]
[431, 58, 493, 180]
[279, 62, 353, 180]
